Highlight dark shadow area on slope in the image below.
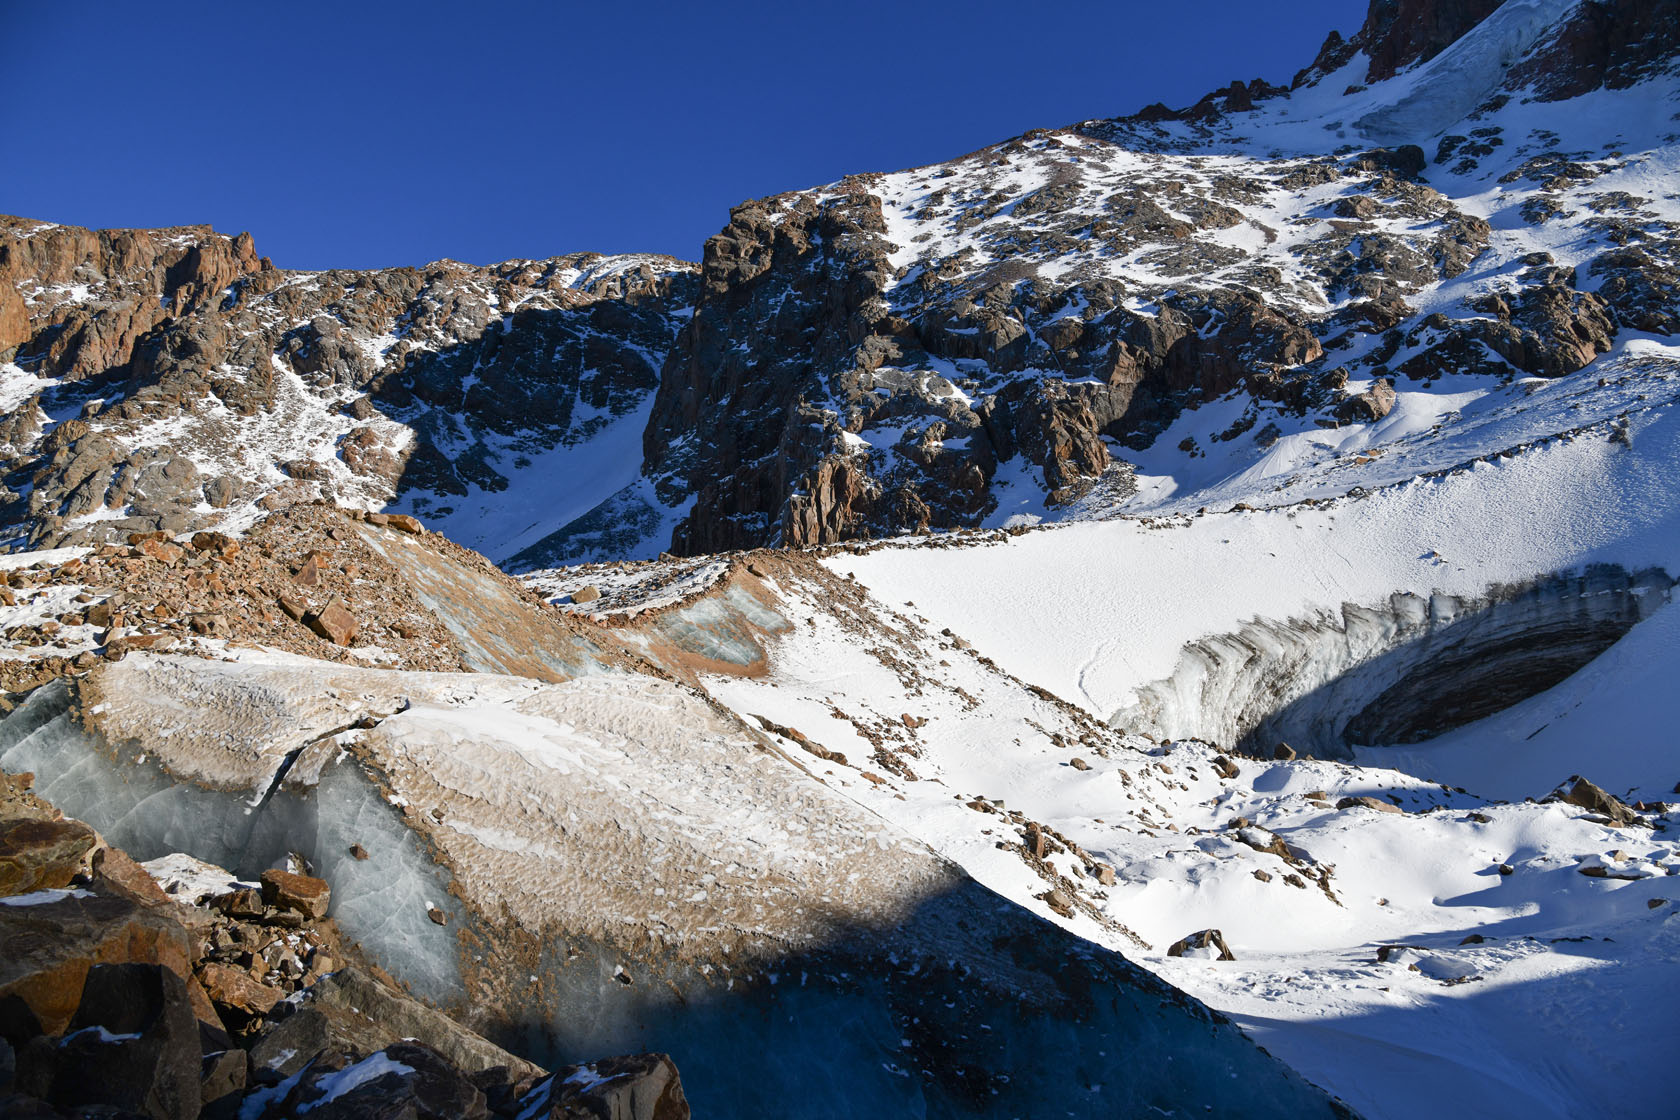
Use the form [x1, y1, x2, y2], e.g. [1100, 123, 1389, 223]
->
[1231, 565, 1673, 759]
[0, 681, 1351, 1120]
[359, 293, 675, 563]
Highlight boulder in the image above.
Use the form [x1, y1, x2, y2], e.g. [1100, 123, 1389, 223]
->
[0, 885, 197, 1039]
[198, 962, 281, 1020]
[1558, 776, 1640, 827]
[1167, 929, 1236, 961]
[259, 869, 330, 920]
[25, 962, 203, 1120]
[1335, 377, 1397, 423]
[304, 600, 358, 646]
[304, 968, 544, 1083]
[1336, 795, 1403, 814]
[0, 818, 98, 896]
[516, 1052, 690, 1120]
[571, 585, 603, 605]
[256, 1042, 487, 1120]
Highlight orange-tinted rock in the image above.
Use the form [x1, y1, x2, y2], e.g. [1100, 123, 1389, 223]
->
[260, 869, 331, 919]
[0, 817, 98, 896]
[0, 887, 196, 1036]
[304, 600, 357, 646]
[199, 961, 282, 1018]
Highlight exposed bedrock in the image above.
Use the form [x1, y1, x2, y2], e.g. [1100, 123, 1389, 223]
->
[0, 654, 1344, 1119]
[1111, 565, 1673, 759]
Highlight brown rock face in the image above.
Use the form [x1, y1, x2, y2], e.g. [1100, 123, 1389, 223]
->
[260, 868, 331, 919]
[0, 214, 698, 553]
[0, 817, 98, 896]
[1507, 0, 1680, 99]
[0, 280, 27, 354]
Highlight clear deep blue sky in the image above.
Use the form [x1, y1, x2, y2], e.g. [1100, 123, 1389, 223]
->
[6, 1, 1363, 270]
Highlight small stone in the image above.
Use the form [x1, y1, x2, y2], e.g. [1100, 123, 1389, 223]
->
[1041, 889, 1073, 917]
[1650, 898, 1668, 909]
[1460, 933, 1485, 945]
[1214, 756, 1240, 780]
[1252, 869, 1273, 883]
[1069, 758, 1091, 771]
[349, 843, 370, 861]
[427, 905, 448, 926]
[277, 593, 309, 622]
[1273, 743, 1297, 761]
[384, 514, 424, 533]
[1498, 863, 1515, 876]
[1094, 864, 1116, 886]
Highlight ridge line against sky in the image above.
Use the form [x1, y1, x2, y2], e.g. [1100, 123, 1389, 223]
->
[5, 0, 1362, 269]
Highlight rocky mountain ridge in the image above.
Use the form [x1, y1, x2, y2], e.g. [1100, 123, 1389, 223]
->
[0, 214, 695, 560]
[1, 1, 1675, 564]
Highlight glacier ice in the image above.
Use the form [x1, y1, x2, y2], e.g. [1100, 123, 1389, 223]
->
[1112, 565, 1672, 758]
[0, 652, 1347, 1117]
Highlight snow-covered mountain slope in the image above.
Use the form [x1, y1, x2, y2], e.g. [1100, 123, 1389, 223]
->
[0, 216, 695, 562]
[532, 0, 1676, 562]
[540, 501, 1677, 1118]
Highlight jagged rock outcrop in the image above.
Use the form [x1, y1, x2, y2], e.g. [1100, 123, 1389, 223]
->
[0, 216, 695, 557]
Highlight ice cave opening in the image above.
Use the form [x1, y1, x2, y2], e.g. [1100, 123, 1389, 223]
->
[1110, 565, 1674, 759]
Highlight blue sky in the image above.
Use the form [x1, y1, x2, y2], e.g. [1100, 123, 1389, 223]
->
[5, 1, 1363, 269]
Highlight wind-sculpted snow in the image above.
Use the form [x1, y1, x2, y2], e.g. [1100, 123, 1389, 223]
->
[0, 648, 1347, 1118]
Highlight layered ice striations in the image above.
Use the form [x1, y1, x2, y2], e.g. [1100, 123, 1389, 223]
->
[0, 680, 467, 1003]
[1111, 565, 1672, 758]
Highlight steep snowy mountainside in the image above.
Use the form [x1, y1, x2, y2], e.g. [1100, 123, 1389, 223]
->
[507, 0, 1676, 563]
[0, 214, 695, 561]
